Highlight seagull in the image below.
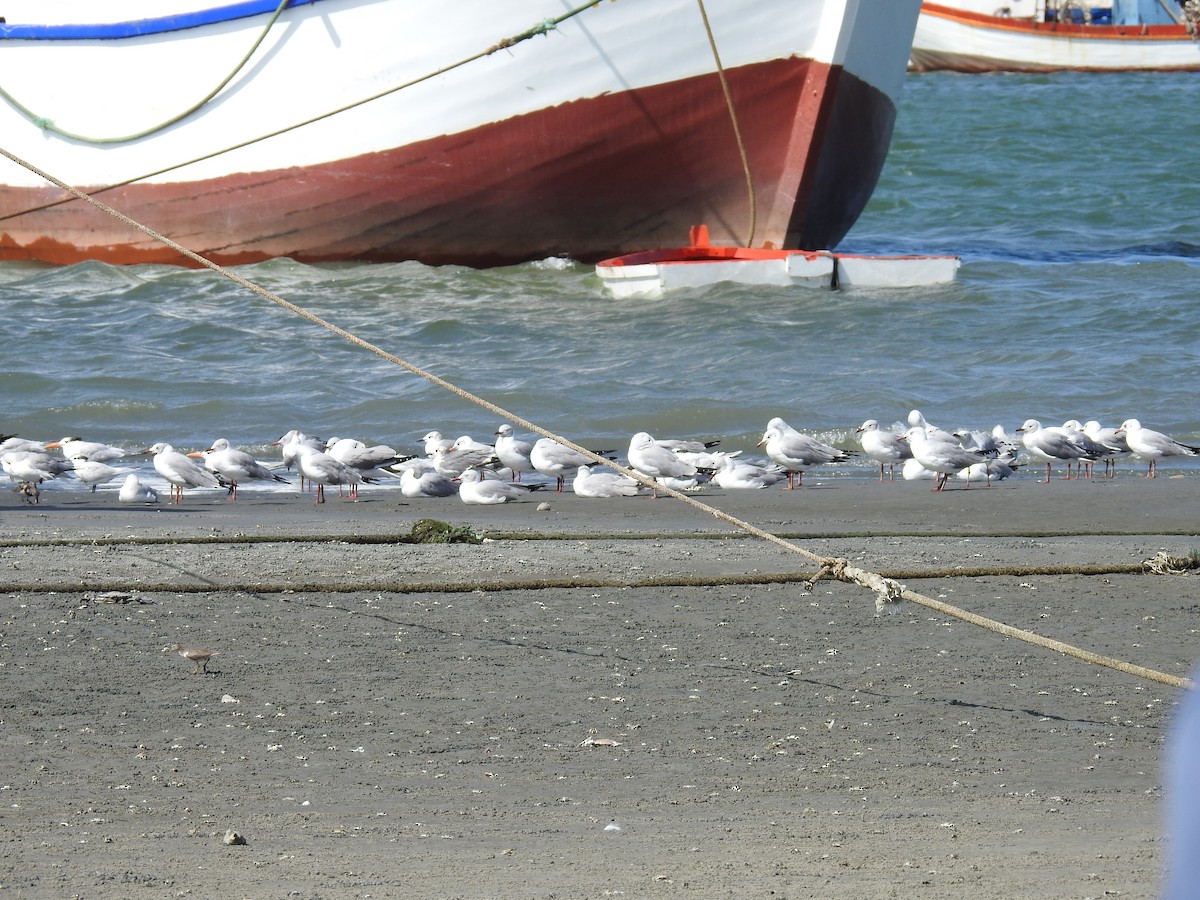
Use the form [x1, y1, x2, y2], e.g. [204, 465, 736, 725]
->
[165, 642, 220, 674]
[654, 437, 721, 453]
[1059, 420, 1117, 479]
[954, 451, 1023, 485]
[572, 465, 642, 498]
[142, 443, 222, 504]
[856, 419, 912, 482]
[292, 444, 367, 503]
[45, 436, 126, 463]
[1016, 419, 1096, 483]
[1116, 419, 1200, 478]
[420, 430, 454, 456]
[494, 424, 535, 481]
[903, 426, 990, 492]
[709, 453, 788, 490]
[757, 417, 849, 488]
[457, 467, 541, 504]
[118, 473, 159, 503]
[530, 437, 601, 492]
[326, 437, 408, 489]
[907, 409, 957, 444]
[190, 438, 288, 500]
[273, 430, 325, 489]
[70, 456, 126, 492]
[627, 431, 697, 496]
[430, 435, 496, 477]
[1, 448, 73, 496]
[1081, 420, 1131, 478]
[399, 466, 458, 498]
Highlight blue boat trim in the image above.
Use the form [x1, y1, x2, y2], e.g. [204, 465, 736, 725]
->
[0, 0, 322, 41]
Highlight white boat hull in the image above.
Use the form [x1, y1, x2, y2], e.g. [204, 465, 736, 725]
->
[0, 0, 923, 267]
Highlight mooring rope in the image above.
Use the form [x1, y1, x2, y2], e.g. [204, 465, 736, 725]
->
[0, 145, 1193, 692]
[695, 0, 757, 247]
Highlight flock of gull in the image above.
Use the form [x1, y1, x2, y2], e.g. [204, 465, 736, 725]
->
[1, 410, 1197, 506]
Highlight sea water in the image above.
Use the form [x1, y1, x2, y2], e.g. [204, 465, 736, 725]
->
[1, 71, 1197, 484]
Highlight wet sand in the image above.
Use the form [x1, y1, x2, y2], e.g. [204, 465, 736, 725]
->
[2, 475, 1197, 898]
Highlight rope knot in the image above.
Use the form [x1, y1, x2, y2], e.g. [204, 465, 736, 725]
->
[33, 117, 54, 130]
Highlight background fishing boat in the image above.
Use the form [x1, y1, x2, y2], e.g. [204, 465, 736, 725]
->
[911, 0, 1200, 72]
[0, 0, 921, 268]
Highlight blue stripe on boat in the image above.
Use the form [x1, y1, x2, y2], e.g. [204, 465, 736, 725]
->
[0, 0, 321, 40]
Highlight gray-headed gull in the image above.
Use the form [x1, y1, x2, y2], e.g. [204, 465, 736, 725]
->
[142, 442, 221, 504]
[326, 437, 407, 483]
[1081, 420, 1130, 478]
[1016, 419, 1097, 483]
[757, 417, 849, 488]
[400, 466, 458, 498]
[292, 443, 366, 504]
[530, 437, 598, 492]
[457, 468, 540, 504]
[856, 419, 912, 482]
[494, 424, 535, 481]
[572, 464, 642, 498]
[190, 438, 288, 500]
[431, 435, 496, 478]
[421, 430, 454, 455]
[907, 410, 957, 444]
[1116, 419, 1200, 477]
[274, 430, 325, 489]
[903, 426, 990, 492]
[709, 452, 787, 490]
[627, 431, 697, 497]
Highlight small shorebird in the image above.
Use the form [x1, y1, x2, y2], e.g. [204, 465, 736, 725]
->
[166, 643, 220, 674]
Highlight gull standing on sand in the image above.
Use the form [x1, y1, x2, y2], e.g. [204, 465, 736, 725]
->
[118, 473, 159, 503]
[903, 426, 990, 492]
[400, 466, 458, 498]
[1116, 419, 1200, 477]
[1016, 419, 1096, 483]
[494, 424, 535, 481]
[856, 419, 912, 482]
[572, 464, 642, 498]
[292, 443, 366, 503]
[142, 443, 222, 504]
[530, 437, 599, 492]
[326, 437, 408, 486]
[274, 430, 325, 489]
[191, 438, 289, 500]
[757, 417, 849, 488]
[70, 457, 127, 492]
[1082, 420, 1130, 478]
[457, 468, 540, 504]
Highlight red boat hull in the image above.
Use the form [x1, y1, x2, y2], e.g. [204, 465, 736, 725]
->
[0, 58, 895, 268]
